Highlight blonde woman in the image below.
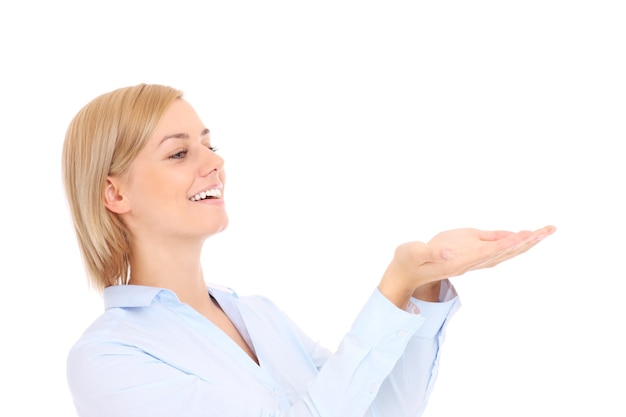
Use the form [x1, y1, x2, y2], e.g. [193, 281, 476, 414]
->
[62, 84, 555, 417]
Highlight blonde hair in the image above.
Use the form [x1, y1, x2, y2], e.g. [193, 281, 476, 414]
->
[62, 84, 182, 292]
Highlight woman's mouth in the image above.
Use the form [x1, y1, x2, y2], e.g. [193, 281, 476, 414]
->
[189, 188, 222, 201]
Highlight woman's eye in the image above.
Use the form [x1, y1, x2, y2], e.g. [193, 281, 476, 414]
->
[169, 150, 188, 159]
[203, 142, 218, 152]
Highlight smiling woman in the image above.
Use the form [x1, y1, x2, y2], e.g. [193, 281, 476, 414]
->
[104, 99, 229, 264]
[62, 83, 555, 417]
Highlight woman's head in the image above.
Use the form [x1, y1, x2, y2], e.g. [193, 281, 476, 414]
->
[63, 84, 183, 291]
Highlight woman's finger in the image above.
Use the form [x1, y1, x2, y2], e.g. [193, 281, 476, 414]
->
[478, 230, 519, 242]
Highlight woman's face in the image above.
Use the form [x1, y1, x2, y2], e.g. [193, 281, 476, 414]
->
[111, 98, 228, 244]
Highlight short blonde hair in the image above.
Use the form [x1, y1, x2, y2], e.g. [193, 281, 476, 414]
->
[62, 84, 182, 292]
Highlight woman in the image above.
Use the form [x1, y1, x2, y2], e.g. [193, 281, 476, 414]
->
[62, 84, 555, 417]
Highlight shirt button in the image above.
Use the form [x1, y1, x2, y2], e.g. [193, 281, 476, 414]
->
[369, 383, 378, 394]
[273, 388, 282, 398]
[398, 330, 407, 337]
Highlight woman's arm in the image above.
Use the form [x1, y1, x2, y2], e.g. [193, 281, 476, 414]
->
[370, 280, 460, 417]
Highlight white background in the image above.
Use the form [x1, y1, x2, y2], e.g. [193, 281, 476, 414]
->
[1, 1, 624, 416]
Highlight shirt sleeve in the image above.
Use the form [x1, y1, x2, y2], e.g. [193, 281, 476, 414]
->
[263, 281, 460, 417]
[369, 279, 460, 417]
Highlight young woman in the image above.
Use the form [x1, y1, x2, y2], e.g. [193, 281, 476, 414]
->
[62, 84, 555, 417]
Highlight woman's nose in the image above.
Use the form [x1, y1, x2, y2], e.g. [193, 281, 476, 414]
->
[198, 146, 224, 177]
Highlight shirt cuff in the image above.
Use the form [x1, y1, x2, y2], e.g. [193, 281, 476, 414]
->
[408, 280, 461, 338]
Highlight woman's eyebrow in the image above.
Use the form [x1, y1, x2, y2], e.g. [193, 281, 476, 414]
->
[159, 133, 189, 146]
[159, 128, 210, 146]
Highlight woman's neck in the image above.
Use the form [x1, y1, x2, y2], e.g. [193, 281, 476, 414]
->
[127, 236, 209, 306]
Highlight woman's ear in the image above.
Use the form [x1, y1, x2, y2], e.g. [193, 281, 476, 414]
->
[104, 176, 130, 214]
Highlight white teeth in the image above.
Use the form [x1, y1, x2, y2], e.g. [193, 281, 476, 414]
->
[190, 188, 221, 201]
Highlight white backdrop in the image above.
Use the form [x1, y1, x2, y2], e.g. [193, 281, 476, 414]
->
[1, 1, 624, 416]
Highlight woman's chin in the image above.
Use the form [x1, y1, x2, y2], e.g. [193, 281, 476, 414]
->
[206, 217, 229, 237]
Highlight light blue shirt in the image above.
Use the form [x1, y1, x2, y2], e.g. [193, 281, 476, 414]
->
[67, 282, 460, 417]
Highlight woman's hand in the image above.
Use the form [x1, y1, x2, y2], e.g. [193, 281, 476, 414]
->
[378, 225, 556, 307]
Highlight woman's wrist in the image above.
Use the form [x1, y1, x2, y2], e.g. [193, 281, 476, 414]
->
[412, 281, 442, 302]
[378, 262, 422, 308]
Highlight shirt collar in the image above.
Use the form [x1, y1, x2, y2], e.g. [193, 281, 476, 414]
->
[103, 285, 171, 309]
[103, 283, 238, 310]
